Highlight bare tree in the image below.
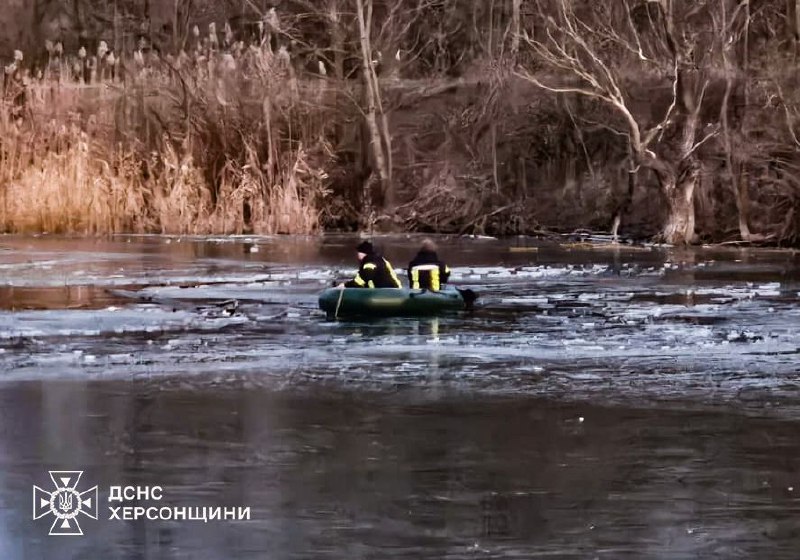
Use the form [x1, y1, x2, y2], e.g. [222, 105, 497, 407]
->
[355, 0, 391, 222]
[714, 0, 757, 241]
[517, 0, 721, 244]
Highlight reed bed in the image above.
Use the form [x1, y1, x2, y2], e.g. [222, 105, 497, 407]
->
[0, 40, 335, 234]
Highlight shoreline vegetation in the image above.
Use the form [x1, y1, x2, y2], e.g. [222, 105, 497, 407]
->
[1, 33, 331, 236]
[2, 1, 800, 245]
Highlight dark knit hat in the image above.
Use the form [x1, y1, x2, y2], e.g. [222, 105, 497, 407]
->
[356, 240, 374, 254]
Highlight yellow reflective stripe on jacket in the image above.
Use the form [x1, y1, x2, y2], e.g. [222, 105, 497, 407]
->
[384, 260, 402, 288]
[410, 264, 441, 291]
[353, 262, 379, 288]
[362, 262, 377, 288]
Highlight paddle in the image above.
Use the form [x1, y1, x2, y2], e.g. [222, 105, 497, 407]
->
[334, 284, 346, 319]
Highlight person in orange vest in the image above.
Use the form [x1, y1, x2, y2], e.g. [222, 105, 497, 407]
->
[407, 239, 450, 291]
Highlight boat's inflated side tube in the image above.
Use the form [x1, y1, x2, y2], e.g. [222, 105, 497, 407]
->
[319, 286, 472, 318]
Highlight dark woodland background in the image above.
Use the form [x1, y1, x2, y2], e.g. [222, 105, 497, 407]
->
[2, 0, 800, 244]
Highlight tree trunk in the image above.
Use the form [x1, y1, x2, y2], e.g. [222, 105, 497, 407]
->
[355, 0, 391, 214]
[511, 0, 522, 55]
[661, 165, 698, 244]
[657, 54, 704, 245]
[113, 0, 119, 55]
[173, 0, 180, 51]
[328, 0, 345, 81]
[737, 173, 752, 240]
[720, 0, 751, 241]
[612, 143, 637, 242]
[796, 0, 800, 56]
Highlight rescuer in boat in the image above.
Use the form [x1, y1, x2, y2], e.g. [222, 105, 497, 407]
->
[407, 238, 450, 291]
[338, 240, 402, 288]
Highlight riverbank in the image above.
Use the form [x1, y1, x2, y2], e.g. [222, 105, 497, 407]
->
[0, 52, 784, 243]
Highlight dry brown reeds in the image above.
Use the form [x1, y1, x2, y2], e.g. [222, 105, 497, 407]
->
[0, 40, 336, 235]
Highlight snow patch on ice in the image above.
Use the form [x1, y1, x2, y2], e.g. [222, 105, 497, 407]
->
[0, 308, 247, 339]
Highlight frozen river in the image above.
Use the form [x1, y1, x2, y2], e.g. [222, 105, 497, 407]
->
[1, 234, 799, 558]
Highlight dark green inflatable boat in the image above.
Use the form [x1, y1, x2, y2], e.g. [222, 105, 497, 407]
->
[319, 286, 477, 319]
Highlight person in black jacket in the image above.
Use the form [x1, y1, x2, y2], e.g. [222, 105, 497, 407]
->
[407, 238, 450, 291]
[340, 240, 402, 288]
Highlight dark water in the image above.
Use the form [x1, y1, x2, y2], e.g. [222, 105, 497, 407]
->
[2, 234, 800, 559]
